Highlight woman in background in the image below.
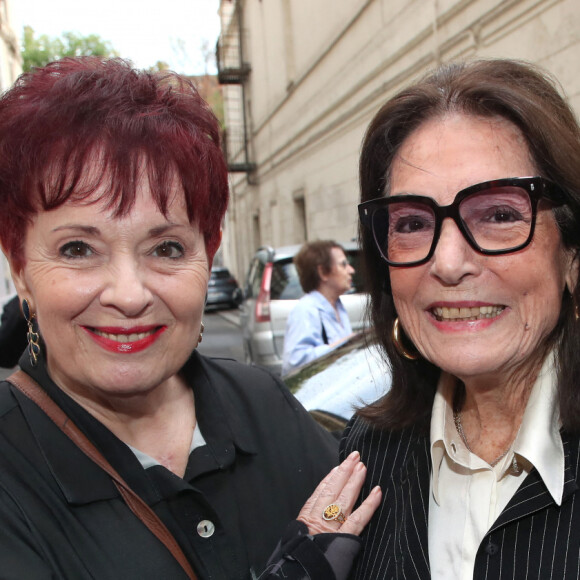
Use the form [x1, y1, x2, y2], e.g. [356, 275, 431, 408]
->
[282, 240, 356, 375]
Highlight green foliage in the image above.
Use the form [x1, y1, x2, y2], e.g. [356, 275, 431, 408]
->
[147, 61, 171, 72]
[22, 26, 119, 72]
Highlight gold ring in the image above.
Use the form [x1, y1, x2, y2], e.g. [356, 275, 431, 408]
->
[322, 503, 346, 524]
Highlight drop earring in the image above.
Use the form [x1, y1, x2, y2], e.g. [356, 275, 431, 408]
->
[197, 321, 205, 345]
[22, 299, 41, 366]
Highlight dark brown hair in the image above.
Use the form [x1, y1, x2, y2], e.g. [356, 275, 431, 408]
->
[294, 240, 344, 293]
[0, 57, 229, 271]
[358, 59, 580, 431]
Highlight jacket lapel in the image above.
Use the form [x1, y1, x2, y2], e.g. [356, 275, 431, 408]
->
[490, 431, 580, 533]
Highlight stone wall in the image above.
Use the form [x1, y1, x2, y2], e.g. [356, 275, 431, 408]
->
[220, 0, 580, 281]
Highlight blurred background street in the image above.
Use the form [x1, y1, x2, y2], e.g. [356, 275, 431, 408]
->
[197, 310, 243, 362]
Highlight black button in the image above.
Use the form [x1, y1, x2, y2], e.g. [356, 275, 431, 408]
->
[485, 542, 499, 556]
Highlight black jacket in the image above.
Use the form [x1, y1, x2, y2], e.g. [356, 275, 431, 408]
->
[0, 351, 338, 579]
[0, 295, 27, 368]
[341, 416, 580, 579]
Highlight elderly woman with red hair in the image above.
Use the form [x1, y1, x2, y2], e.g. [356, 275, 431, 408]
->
[0, 58, 379, 579]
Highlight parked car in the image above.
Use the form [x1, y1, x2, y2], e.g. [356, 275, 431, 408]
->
[284, 329, 391, 431]
[235, 241, 366, 374]
[205, 267, 239, 310]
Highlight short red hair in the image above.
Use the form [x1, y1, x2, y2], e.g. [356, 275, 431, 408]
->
[0, 57, 229, 270]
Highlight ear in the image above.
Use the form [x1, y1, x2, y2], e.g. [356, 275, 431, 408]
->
[5, 257, 33, 312]
[565, 249, 580, 295]
[317, 264, 327, 282]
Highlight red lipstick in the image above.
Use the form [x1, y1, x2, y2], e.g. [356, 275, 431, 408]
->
[82, 325, 167, 353]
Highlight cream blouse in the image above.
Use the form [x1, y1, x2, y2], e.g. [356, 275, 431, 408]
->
[428, 353, 564, 579]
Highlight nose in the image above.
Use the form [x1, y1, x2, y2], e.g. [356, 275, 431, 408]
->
[99, 257, 154, 316]
[348, 263, 355, 274]
[429, 218, 480, 284]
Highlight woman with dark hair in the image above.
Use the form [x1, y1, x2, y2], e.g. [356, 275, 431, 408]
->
[282, 240, 356, 375]
[0, 58, 380, 579]
[342, 59, 580, 578]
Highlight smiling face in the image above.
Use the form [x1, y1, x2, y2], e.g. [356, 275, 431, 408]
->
[389, 113, 577, 385]
[11, 169, 210, 406]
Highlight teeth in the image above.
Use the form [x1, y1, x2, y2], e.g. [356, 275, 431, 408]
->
[432, 305, 504, 321]
[93, 329, 154, 342]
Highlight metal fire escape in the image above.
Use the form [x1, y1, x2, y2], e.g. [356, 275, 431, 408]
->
[216, 1, 255, 174]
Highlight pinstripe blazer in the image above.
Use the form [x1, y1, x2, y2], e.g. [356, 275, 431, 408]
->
[341, 416, 580, 579]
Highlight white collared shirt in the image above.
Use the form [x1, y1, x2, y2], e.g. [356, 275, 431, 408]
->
[428, 353, 564, 580]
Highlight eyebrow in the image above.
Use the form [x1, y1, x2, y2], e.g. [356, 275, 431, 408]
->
[52, 225, 100, 235]
[52, 223, 191, 237]
[148, 223, 191, 237]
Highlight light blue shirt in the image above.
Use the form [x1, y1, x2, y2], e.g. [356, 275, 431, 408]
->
[281, 290, 352, 376]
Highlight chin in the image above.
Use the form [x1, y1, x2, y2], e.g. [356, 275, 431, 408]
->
[429, 349, 504, 379]
[92, 367, 169, 394]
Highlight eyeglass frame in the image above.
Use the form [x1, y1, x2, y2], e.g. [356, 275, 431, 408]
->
[358, 176, 567, 267]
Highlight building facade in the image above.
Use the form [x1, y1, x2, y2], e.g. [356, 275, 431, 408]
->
[217, 0, 580, 281]
[0, 0, 21, 302]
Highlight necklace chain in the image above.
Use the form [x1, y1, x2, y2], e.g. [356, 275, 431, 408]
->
[453, 410, 521, 473]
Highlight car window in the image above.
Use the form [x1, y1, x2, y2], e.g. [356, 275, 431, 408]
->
[211, 269, 231, 281]
[271, 260, 304, 300]
[345, 250, 365, 293]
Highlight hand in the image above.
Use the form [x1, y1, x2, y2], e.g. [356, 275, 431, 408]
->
[296, 450, 382, 536]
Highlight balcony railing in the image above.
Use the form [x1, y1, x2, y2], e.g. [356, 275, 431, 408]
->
[216, 1, 250, 85]
[216, 1, 254, 174]
[216, 35, 251, 84]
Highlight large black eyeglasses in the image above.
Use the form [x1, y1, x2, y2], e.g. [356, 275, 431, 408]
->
[358, 177, 566, 267]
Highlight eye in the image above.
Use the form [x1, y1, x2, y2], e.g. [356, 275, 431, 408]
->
[59, 241, 94, 258]
[152, 241, 185, 259]
[387, 203, 435, 235]
[392, 215, 433, 233]
[487, 206, 524, 223]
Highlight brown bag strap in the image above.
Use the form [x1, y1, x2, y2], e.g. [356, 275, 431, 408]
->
[6, 370, 198, 580]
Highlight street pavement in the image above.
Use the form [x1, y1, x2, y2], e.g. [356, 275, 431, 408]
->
[197, 309, 244, 362]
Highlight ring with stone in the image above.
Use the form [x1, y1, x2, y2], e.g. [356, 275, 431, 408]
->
[322, 503, 346, 524]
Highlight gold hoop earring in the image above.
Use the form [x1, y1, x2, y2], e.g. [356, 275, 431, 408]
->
[392, 317, 419, 361]
[22, 299, 41, 366]
[197, 321, 205, 345]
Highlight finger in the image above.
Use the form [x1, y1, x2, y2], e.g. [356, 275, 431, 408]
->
[331, 460, 368, 515]
[339, 485, 382, 536]
[308, 451, 362, 510]
[298, 451, 361, 517]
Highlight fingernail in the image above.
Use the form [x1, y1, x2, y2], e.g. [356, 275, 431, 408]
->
[372, 485, 381, 494]
[348, 451, 360, 461]
[355, 462, 365, 472]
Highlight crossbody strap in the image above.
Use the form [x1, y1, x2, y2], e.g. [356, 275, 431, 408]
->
[319, 312, 329, 345]
[6, 370, 198, 580]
